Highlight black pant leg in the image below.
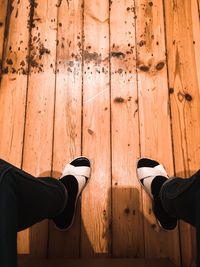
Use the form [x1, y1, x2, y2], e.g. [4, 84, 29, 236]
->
[0, 159, 68, 267]
[159, 171, 200, 226]
[160, 170, 200, 267]
[0, 167, 18, 267]
[16, 173, 68, 231]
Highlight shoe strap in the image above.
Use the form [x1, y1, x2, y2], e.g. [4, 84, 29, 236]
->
[75, 175, 88, 196]
[62, 164, 91, 178]
[142, 176, 155, 198]
[137, 164, 168, 180]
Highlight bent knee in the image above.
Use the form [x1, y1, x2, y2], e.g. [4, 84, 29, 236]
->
[0, 167, 17, 188]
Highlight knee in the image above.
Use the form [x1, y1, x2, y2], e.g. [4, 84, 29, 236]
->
[0, 168, 17, 189]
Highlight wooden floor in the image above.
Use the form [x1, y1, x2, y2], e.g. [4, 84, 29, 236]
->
[18, 258, 177, 267]
[0, 0, 200, 267]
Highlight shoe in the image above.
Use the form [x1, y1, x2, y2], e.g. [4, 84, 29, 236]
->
[53, 156, 91, 231]
[137, 158, 177, 230]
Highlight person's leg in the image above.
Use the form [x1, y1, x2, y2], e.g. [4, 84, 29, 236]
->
[0, 166, 18, 267]
[137, 158, 200, 266]
[18, 156, 91, 231]
[0, 159, 68, 267]
[0, 157, 91, 267]
[160, 171, 200, 267]
[137, 158, 200, 227]
[137, 158, 177, 230]
[159, 171, 200, 226]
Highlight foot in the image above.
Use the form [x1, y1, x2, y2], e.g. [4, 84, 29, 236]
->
[137, 158, 177, 230]
[53, 156, 91, 231]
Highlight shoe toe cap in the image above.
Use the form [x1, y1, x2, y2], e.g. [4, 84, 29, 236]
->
[137, 158, 160, 168]
[71, 157, 91, 168]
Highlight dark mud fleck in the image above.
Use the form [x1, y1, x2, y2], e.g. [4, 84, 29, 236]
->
[83, 50, 101, 64]
[114, 97, 125, 103]
[6, 58, 13, 65]
[26, 55, 39, 68]
[20, 60, 26, 66]
[111, 51, 125, 59]
[39, 44, 50, 57]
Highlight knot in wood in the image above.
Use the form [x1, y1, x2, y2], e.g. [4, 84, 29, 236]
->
[156, 62, 165, 70]
[185, 93, 192, 101]
[139, 65, 149, 72]
[124, 208, 130, 214]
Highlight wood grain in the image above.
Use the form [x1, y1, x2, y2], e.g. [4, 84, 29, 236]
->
[81, 0, 111, 257]
[22, 0, 57, 257]
[48, 0, 83, 258]
[110, 0, 144, 257]
[164, 0, 200, 266]
[0, 0, 7, 65]
[0, 0, 199, 263]
[135, 0, 180, 265]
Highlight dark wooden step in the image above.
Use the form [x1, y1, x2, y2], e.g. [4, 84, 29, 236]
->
[18, 258, 177, 267]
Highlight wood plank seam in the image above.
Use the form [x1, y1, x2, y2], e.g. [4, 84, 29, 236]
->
[0, 0, 10, 84]
[161, 1, 183, 266]
[133, 0, 146, 257]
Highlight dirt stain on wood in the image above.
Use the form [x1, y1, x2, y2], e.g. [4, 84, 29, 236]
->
[141, 3, 153, 50]
[6, 58, 13, 65]
[56, 0, 69, 8]
[3, 0, 14, 44]
[114, 97, 125, 103]
[111, 51, 126, 59]
[83, 50, 102, 64]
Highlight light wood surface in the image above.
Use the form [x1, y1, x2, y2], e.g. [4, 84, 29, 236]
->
[164, 0, 200, 266]
[0, 0, 7, 63]
[48, 0, 83, 258]
[135, 0, 180, 265]
[110, 0, 144, 257]
[81, 0, 111, 257]
[22, 0, 57, 257]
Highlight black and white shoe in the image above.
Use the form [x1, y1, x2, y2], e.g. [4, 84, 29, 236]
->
[53, 156, 91, 231]
[137, 158, 177, 231]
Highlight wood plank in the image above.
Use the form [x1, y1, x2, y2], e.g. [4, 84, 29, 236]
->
[110, 0, 144, 257]
[0, 0, 8, 66]
[18, 258, 177, 267]
[22, 0, 57, 257]
[48, 0, 83, 258]
[135, 0, 180, 265]
[81, 0, 111, 257]
[0, 0, 30, 254]
[164, 0, 200, 266]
